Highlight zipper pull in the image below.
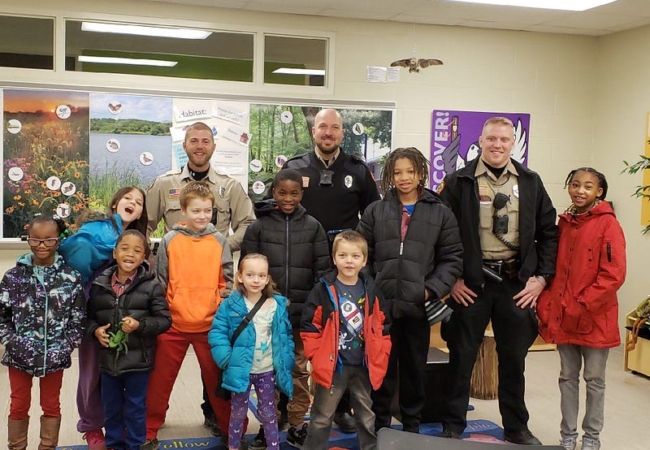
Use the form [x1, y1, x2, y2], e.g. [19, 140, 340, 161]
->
[399, 242, 404, 255]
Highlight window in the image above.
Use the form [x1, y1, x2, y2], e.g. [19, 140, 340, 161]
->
[65, 20, 254, 82]
[0, 15, 54, 70]
[264, 35, 328, 87]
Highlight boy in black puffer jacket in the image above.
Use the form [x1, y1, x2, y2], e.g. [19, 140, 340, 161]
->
[241, 169, 330, 449]
[87, 230, 171, 450]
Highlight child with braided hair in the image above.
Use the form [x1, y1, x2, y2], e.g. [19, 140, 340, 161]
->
[357, 147, 463, 434]
[538, 168, 626, 450]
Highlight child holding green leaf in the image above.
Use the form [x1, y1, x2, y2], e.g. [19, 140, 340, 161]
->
[87, 230, 171, 450]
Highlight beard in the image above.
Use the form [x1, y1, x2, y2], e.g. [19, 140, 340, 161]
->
[316, 140, 339, 155]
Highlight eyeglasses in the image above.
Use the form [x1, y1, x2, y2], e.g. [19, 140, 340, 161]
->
[27, 238, 60, 248]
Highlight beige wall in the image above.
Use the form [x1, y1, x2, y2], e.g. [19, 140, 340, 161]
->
[0, 0, 645, 335]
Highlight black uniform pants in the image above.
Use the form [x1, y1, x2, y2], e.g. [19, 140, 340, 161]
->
[372, 315, 430, 433]
[441, 277, 538, 434]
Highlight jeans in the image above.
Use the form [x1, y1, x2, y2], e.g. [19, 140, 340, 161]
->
[101, 371, 150, 450]
[303, 365, 376, 450]
[558, 344, 609, 441]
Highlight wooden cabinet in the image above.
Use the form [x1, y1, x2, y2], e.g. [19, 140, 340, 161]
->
[624, 311, 650, 377]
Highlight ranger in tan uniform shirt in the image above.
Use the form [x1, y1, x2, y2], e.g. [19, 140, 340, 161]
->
[147, 164, 254, 251]
[146, 122, 254, 252]
[475, 157, 520, 262]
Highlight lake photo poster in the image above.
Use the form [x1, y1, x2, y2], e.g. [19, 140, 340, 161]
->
[89, 93, 173, 210]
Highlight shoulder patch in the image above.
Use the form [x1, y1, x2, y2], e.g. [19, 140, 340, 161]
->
[436, 181, 445, 194]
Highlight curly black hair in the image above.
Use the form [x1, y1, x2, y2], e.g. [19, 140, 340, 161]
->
[380, 147, 430, 194]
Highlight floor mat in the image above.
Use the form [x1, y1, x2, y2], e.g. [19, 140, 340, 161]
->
[57, 420, 504, 449]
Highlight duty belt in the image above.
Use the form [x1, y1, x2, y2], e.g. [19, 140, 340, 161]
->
[483, 258, 519, 279]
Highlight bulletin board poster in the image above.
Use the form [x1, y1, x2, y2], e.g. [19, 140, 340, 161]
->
[0, 86, 393, 239]
[90, 93, 173, 210]
[3, 90, 90, 238]
[247, 105, 393, 202]
[430, 110, 531, 190]
[171, 99, 251, 190]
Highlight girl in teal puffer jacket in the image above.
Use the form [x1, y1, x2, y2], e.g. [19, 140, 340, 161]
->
[209, 253, 294, 450]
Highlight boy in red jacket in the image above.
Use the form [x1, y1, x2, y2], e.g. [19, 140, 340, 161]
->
[300, 230, 391, 450]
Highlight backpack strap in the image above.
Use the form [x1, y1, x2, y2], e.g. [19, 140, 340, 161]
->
[230, 298, 266, 346]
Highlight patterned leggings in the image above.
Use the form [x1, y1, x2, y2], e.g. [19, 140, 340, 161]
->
[229, 371, 279, 450]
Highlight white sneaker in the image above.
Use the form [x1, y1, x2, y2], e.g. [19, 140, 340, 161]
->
[560, 436, 577, 450]
[582, 437, 601, 450]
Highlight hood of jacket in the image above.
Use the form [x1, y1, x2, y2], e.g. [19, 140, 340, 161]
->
[172, 221, 219, 237]
[559, 200, 615, 224]
[383, 186, 444, 205]
[16, 252, 67, 273]
[253, 199, 307, 220]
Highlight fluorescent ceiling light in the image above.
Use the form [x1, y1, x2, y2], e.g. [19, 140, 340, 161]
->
[81, 21, 212, 39]
[445, 0, 617, 11]
[273, 68, 326, 76]
[78, 55, 178, 67]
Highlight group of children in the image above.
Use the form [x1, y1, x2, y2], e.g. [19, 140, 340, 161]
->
[0, 148, 625, 450]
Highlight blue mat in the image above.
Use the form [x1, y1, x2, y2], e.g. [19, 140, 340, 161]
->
[56, 420, 504, 449]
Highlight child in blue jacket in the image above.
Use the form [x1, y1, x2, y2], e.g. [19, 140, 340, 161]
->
[209, 253, 295, 450]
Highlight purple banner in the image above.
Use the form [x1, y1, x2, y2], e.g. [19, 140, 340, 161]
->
[430, 110, 531, 189]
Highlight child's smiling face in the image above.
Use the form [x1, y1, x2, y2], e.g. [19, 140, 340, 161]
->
[113, 233, 146, 278]
[28, 221, 60, 267]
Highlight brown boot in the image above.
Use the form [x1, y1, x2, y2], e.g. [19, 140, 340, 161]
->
[38, 415, 61, 450]
[8, 418, 29, 450]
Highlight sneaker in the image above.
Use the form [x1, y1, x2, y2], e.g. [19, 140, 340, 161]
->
[140, 438, 160, 450]
[220, 435, 249, 450]
[249, 426, 267, 450]
[204, 415, 223, 437]
[560, 437, 577, 450]
[83, 430, 107, 450]
[287, 423, 308, 449]
[582, 437, 601, 450]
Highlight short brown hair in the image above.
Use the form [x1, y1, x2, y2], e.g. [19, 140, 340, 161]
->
[332, 230, 368, 260]
[180, 181, 214, 209]
[184, 122, 213, 142]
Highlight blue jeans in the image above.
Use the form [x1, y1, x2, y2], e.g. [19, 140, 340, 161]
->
[303, 365, 376, 450]
[101, 371, 150, 450]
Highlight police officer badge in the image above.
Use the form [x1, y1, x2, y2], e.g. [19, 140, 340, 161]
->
[344, 175, 353, 188]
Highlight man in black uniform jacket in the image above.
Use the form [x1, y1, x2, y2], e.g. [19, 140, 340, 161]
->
[282, 108, 381, 439]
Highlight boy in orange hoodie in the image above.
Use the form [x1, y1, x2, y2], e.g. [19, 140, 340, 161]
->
[141, 181, 242, 450]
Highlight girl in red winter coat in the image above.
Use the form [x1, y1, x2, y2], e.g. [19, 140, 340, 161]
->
[537, 168, 626, 450]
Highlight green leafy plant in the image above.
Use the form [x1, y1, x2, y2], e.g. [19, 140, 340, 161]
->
[622, 155, 650, 234]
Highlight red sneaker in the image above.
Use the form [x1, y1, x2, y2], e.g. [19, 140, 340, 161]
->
[83, 429, 107, 450]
